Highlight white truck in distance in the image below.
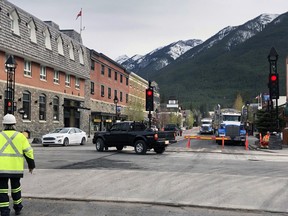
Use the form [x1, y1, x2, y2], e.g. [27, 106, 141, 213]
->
[199, 118, 213, 134]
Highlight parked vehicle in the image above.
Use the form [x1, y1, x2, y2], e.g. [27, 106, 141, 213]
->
[199, 118, 213, 134]
[164, 124, 182, 136]
[42, 127, 87, 147]
[92, 121, 176, 154]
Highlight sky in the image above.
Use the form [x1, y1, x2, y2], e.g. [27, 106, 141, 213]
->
[8, 0, 288, 60]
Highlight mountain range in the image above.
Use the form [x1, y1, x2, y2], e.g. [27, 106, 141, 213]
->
[116, 13, 287, 109]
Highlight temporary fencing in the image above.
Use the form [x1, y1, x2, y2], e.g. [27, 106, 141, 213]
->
[184, 135, 248, 150]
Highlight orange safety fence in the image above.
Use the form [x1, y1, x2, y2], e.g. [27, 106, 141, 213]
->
[184, 135, 230, 149]
[184, 135, 248, 150]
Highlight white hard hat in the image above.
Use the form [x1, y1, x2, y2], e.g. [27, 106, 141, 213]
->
[3, 114, 16, 124]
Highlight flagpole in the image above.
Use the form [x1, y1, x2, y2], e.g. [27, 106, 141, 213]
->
[80, 8, 83, 36]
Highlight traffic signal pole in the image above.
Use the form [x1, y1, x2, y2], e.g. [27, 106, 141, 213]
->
[268, 47, 279, 130]
[146, 81, 154, 129]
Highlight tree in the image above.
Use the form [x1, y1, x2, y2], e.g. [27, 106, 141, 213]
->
[125, 101, 145, 121]
[233, 93, 244, 111]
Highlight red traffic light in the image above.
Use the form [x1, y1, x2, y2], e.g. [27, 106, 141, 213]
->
[146, 89, 153, 96]
[270, 74, 277, 81]
[7, 101, 12, 107]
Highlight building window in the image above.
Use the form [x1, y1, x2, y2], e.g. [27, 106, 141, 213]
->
[120, 92, 123, 102]
[120, 74, 123, 83]
[101, 85, 104, 97]
[28, 19, 37, 43]
[68, 42, 74, 60]
[57, 36, 64, 55]
[79, 47, 84, 65]
[108, 68, 111, 78]
[91, 82, 94, 94]
[101, 65, 105, 75]
[43, 28, 51, 50]
[126, 94, 129, 103]
[24, 60, 31, 76]
[91, 60, 95, 70]
[115, 71, 117, 81]
[65, 74, 70, 86]
[10, 10, 20, 36]
[53, 96, 59, 121]
[22, 91, 31, 120]
[54, 70, 59, 84]
[126, 77, 129, 86]
[114, 90, 117, 99]
[75, 77, 80, 89]
[108, 88, 111, 99]
[40, 66, 46, 80]
[39, 94, 46, 121]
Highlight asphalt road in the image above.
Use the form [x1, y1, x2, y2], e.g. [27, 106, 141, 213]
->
[17, 129, 288, 215]
[20, 198, 286, 216]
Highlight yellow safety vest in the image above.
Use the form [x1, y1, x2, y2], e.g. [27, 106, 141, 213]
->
[263, 135, 270, 142]
[0, 130, 34, 176]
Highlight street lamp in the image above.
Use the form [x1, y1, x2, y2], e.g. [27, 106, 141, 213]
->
[114, 95, 118, 123]
[5, 55, 17, 115]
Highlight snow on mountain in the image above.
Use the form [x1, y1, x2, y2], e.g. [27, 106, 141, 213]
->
[116, 39, 202, 74]
[114, 55, 129, 64]
[115, 13, 279, 77]
[225, 13, 279, 49]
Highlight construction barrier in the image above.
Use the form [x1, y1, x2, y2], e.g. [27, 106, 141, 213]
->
[184, 135, 230, 149]
[184, 135, 248, 150]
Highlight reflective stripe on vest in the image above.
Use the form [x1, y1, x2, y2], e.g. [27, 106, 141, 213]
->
[0, 131, 22, 157]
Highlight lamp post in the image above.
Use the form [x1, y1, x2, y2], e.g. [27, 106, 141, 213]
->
[114, 95, 118, 123]
[5, 55, 17, 115]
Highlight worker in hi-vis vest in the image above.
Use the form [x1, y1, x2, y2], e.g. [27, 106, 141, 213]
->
[0, 114, 35, 216]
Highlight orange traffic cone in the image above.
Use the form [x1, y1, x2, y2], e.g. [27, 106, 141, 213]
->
[186, 137, 191, 148]
[245, 133, 249, 150]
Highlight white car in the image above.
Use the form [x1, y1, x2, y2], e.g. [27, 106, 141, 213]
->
[42, 127, 87, 147]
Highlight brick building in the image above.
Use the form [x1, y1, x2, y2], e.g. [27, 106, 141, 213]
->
[0, 0, 157, 138]
[0, 0, 90, 137]
[89, 50, 130, 132]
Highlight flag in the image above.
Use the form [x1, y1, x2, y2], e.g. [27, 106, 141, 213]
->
[76, 10, 82, 20]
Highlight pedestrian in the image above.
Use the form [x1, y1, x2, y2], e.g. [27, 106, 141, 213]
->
[0, 114, 35, 216]
[261, 131, 270, 148]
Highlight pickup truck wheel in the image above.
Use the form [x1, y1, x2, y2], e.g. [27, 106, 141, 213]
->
[96, 138, 104, 152]
[134, 140, 147, 154]
[154, 147, 165, 154]
[80, 137, 86, 145]
[116, 145, 123, 151]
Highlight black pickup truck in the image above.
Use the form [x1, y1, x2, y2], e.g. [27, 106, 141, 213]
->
[92, 121, 176, 154]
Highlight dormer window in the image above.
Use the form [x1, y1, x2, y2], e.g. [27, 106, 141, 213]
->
[43, 28, 51, 50]
[68, 42, 74, 60]
[78, 47, 84, 65]
[27, 19, 37, 43]
[9, 9, 20, 36]
[57, 36, 64, 55]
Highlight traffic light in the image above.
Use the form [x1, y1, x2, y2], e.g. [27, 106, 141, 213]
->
[4, 98, 13, 114]
[145, 88, 154, 111]
[269, 73, 279, 99]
